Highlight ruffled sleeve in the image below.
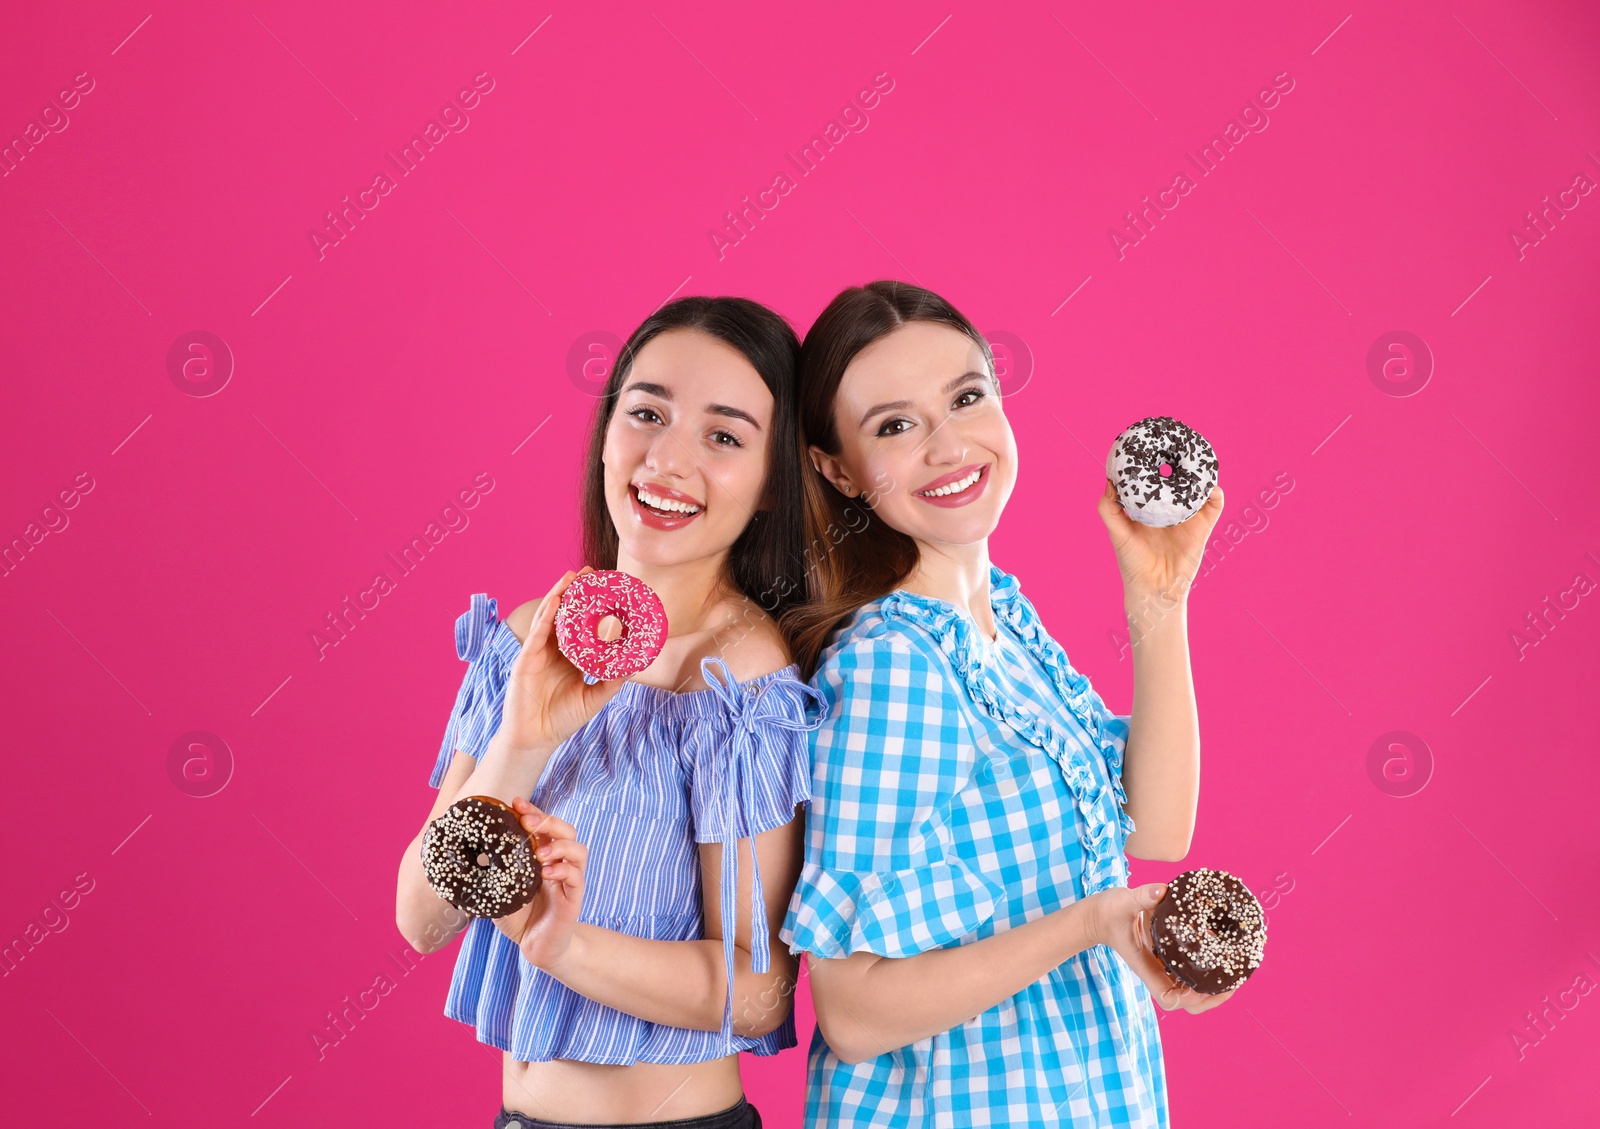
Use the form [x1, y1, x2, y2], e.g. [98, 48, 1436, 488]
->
[685, 659, 822, 842]
[427, 593, 511, 789]
[781, 630, 1004, 960]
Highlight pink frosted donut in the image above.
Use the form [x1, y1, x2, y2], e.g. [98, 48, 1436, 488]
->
[554, 570, 668, 680]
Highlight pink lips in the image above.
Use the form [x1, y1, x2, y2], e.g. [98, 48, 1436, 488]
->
[630, 482, 703, 531]
[914, 463, 990, 508]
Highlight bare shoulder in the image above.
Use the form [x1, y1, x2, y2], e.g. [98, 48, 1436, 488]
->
[709, 598, 795, 683]
[505, 597, 544, 644]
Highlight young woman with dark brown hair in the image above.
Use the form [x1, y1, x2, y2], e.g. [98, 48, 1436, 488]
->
[396, 296, 823, 1129]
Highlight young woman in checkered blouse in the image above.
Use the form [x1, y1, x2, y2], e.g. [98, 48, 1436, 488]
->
[777, 281, 1236, 1128]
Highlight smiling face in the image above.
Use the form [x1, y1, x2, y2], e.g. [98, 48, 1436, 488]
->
[601, 327, 775, 570]
[811, 320, 1016, 551]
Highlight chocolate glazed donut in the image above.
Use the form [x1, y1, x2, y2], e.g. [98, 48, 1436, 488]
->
[1149, 868, 1266, 994]
[421, 796, 542, 918]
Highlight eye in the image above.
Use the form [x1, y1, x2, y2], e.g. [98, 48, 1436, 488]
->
[626, 406, 663, 424]
[710, 429, 744, 448]
[876, 417, 913, 437]
[953, 387, 986, 409]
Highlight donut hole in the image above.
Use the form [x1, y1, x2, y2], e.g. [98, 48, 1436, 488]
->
[596, 614, 626, 643]
[1158, 462, 1173, 478]
[1204, 906, 1240, 937]
[475, 851, 492, 868]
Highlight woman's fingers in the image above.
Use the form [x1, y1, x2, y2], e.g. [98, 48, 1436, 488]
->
[581, 676, 627, 717]
[524, 810, 578, 841]
[524, 570, 577, 656]
[540, 859, 585, 892]
[1183, 986, 1236, 1014]
[534, 838, 588, 870]
[510, 796, 548, 825]
[509, 797, 580, 841]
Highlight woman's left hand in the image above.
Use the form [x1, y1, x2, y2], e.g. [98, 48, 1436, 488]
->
[492, 797, 588, 973]
[1097, 479, 1225, 600]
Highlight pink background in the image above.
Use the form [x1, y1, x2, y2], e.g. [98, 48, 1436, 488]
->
[3, 1, 1597, 1125]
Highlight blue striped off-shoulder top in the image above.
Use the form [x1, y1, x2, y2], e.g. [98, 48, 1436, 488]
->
[427, 593, 825, 1063]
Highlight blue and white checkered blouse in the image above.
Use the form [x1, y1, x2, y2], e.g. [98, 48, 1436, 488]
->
[780, 565, 1168, 1127]
[427, 593, 825, 1064]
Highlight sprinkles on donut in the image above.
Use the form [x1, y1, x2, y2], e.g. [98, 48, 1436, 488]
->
[554, 569, 668, 681]
[421, 795, 542, 918]
[1149, 867, 1266, 994]
[1105, 416, 1219, 527]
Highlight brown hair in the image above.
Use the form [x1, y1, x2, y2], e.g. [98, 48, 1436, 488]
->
[779, 280, 995, 678]
[579, 296, 808, 623]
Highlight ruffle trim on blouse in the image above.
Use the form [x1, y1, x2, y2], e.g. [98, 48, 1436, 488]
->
[782, 856, 1004, 959]
[877, 567, 1134, 895]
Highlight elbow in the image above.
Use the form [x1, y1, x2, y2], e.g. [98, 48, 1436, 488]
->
[1126, 827, 1192, 863]
[397, 898, 466, 956]
[732, 1007, 789, 1040]
[396, 914, 439, 955]
[811, 991, 874, 1065]
[729, 965, 799, 1040]
[816, 1016, 872, 1066]
[395, 892, 440, 955]
[1144, 839, 1193, 863]
[402, 926, 443, 956]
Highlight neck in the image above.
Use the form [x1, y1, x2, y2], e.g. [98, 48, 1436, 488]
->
[900, 539, 995, 640]
[614, 546, 730, 638]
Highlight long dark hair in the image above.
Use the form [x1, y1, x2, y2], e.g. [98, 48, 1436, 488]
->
[579, 296, 808, 623]
[779, 280, 995, 678]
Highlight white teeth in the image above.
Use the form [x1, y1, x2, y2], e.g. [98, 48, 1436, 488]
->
[636, 486, 701, 515]
[922, 469, 981, 497]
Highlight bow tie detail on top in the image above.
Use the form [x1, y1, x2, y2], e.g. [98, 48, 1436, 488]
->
[698, 655, 825, 1051]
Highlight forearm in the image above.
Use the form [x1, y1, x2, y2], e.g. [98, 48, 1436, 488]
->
[543, 923, 793, 1036]
[1120, 588, 1199, 859]
[812, 898, 1098, 1064]
[396, 735, 556, 953]
[458, 729, 557, 807]
[396, 827, 473, 953]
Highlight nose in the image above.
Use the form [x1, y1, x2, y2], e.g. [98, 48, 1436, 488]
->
[918, 411, 970, 466]
[644, 426, 696, 479]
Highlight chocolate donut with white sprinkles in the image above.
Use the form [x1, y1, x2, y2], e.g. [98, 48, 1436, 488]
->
[1105, 415, 1219, 527]
[421, 795, 542, 918]
[1149, 868, 1266, 994]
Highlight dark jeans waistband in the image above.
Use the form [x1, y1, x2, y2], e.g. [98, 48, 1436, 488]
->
[494, 1095, 760, 1129]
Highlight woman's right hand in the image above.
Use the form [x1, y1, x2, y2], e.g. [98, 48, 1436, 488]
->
[1085, 882, 1236, 1015]
[496, 568, 627, 756]
[491, 797, 588, 972]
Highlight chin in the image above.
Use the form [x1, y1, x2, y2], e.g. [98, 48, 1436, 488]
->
[890, 502, 1003, 548]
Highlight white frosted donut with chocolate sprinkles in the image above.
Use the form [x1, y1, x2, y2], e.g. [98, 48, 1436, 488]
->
[554, 569, 667, 681]
[1105, 416, 1219, 527]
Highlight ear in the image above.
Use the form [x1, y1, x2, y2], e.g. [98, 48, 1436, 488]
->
[808, 444, 858, 497]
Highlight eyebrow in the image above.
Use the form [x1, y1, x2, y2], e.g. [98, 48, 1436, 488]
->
[858, 370, 992, 430]
[621, 380, 763, 431]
